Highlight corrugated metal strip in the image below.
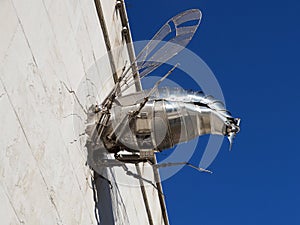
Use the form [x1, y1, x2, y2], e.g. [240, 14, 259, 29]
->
[94, 0, 118, 83]
[135, 164, 154, 225]
[152, 158, 170, 225]
[116, 0, 142, 92]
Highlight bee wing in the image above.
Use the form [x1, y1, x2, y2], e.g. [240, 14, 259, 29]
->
[120, 9, 202, 91]
[136, 9, 202, 78]
[102, 9, 201, 106]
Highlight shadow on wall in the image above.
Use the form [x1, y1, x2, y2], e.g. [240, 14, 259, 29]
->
[91, 169, 115, 225]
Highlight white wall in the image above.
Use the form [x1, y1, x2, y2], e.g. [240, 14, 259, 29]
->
[0, 0, 167, 224]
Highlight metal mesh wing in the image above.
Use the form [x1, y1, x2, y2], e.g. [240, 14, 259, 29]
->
[136, 9, 202, 78]
[120, 9, 202, 91]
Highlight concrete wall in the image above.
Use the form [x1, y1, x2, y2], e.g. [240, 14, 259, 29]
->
[0, 0, 168, 224]
[0, 0, 109, 224]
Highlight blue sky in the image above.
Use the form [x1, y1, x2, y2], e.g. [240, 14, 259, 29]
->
[126, 1, 300, 224]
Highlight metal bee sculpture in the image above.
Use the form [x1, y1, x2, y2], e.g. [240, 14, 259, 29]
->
[86, 9, 240, 172]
